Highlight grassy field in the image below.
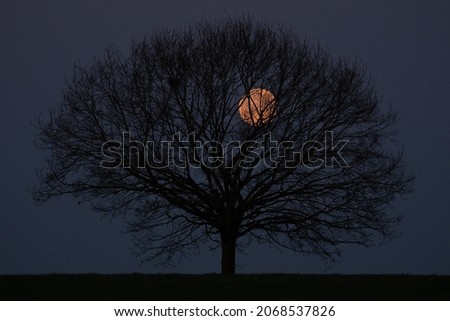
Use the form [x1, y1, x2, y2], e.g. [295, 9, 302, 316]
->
[0, 274, 449, 300]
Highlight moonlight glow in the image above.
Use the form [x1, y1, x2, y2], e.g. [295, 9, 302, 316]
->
[238, 88, 276, 125]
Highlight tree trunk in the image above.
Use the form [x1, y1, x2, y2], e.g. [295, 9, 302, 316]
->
[220, 233, 237, 274]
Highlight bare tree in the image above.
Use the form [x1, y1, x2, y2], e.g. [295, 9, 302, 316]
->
[34, 18, 413, 274]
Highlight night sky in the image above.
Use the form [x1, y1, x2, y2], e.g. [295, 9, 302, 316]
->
[1, 0, 449, 275]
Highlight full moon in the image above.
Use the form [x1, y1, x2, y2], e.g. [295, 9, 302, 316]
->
[238, 88, 276, 125]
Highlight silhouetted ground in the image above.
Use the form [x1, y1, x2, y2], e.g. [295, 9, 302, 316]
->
[0, 274, 449, 300]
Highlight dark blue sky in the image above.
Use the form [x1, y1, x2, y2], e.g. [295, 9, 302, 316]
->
[1, 0, 449, 274]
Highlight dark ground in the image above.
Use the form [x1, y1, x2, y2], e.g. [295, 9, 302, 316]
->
[1, 274, 449, 300]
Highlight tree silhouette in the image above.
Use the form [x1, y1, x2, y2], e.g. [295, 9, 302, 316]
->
[34, 18, 413, 274]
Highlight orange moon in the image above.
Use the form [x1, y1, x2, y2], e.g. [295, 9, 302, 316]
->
[238, 88, 276, 125]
